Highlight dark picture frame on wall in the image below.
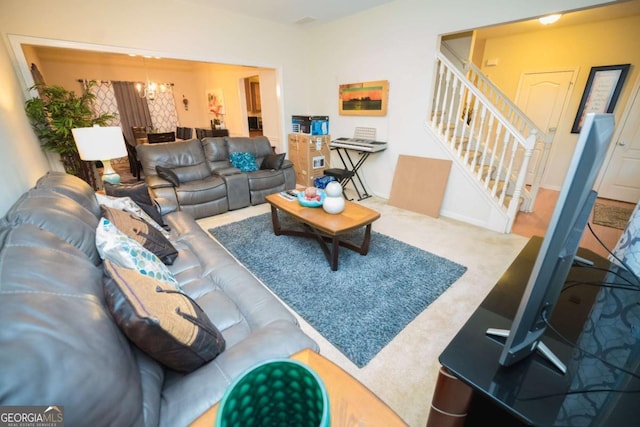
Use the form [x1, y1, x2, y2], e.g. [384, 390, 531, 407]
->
[571, 64, 630, 133]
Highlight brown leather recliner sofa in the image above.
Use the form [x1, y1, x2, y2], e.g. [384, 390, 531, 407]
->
[136, 136, 295, 219]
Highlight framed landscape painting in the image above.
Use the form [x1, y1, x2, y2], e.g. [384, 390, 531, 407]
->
[339, 80, 389, 116]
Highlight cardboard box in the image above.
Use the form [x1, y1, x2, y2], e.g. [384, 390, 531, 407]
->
[288, 134, 331, 187]
[292, 115, 329, 135]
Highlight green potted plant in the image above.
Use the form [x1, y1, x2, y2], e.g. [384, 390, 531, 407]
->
[24, 81, 116, 188]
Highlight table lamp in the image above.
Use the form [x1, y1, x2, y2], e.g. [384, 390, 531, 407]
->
[72, 125, 127, 184]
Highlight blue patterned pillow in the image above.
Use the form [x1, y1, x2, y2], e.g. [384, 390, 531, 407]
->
[229, 152, 259, 172]
[96, 217, 181, 289]
[610, 202, 640, 277]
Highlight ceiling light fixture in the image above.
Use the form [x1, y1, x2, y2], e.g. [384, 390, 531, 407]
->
[136, 57, 171, 100]
[539, 14, 561, 25]
[294, 16, 316, 25]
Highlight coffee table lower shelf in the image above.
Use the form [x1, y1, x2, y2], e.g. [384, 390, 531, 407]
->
[189, 349, 407, 427]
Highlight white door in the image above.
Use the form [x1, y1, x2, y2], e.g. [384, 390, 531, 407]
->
[515, 70, 576, 184]
[597, 82, 640, 203]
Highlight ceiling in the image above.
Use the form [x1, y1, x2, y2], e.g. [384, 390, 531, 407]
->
[474, 0, 640, 40]
[184, 0, 396, 26]
[29, 0, 640, 66]
[188, 0, 640, 31]
[180, 0, 640, 29]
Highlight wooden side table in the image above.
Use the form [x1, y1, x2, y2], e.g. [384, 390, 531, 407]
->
[190, 349, 407, 426]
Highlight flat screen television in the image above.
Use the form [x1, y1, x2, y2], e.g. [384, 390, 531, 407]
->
[487, 112, 616, 374]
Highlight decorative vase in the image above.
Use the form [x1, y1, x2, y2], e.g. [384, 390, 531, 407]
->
[322, 182, 345, 214]
[216, 359, 330, 427]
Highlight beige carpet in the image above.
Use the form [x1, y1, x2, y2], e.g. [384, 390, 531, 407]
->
[593, 203, 634, 230]
[197, 194, 527, 427]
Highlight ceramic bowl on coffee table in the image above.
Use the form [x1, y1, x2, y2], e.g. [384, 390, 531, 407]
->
[297, 190, 325, 208]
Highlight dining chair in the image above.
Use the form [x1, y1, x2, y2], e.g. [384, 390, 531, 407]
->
[176, 126, 193, 140]
[131, 126, 148, 140]
[195, 128, 215, 139]
[123, 132, 142, 180]
[147, 131, 176, 144]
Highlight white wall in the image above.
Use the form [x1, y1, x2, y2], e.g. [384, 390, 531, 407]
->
[0, 0, 614, 221]
[302, 0, 614, 229]
[0, 37, 49, 215]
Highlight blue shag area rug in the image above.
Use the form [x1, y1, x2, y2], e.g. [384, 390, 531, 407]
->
[209, 213, 467, 367]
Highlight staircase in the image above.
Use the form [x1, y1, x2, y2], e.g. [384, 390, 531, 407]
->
[428, 50, 553, 233]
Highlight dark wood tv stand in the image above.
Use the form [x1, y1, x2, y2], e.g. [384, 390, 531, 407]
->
[429, 236, 640, 426]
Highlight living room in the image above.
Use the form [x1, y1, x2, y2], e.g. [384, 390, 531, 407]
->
[2, 0, 640, 229]
[1, 0, 638, 426]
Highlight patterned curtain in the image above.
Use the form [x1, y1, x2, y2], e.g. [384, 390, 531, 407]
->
[147, 86, 179, 133]
[85, 80, 128, 164]
[111, 81, 153, 146]
[86, 80, 119, 123]
[84, 79, 178, 148]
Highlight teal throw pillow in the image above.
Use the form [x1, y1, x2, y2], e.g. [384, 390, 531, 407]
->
[229, 152, 259, 173]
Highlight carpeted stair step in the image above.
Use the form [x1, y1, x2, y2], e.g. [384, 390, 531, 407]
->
[461, 150, 482, 164]
[503, 194, 524, 211]
[453, 137, 471, 150]
[474, 164, 495, 181]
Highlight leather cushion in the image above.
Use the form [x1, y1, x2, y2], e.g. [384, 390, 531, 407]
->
[175, 175, 227, 206]
[172, 162, 212, 184]
[100, 205, 178, 265]
[104, 181, 166, 228]
[35, 171, 101, 218]
[247, 170, 284, 191]
[2, 189, 101, 264]
[103, 260, 226, 373]
[201, 137, 228, 162]
[0, 225, 144, 426]
[156, 165, 180, 186]
[260, 153, 285, 170]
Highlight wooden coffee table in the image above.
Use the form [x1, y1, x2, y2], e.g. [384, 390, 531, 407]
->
[189, 349, 407, 426]
[265, 193, 381, 271]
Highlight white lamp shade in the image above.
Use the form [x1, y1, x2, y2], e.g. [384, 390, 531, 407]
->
[72, 126, 127, 161]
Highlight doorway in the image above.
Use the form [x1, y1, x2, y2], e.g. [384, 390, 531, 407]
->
[244, 75, 262, 137]
[597, 80, 640, 203]
[514, 69, 577, 185]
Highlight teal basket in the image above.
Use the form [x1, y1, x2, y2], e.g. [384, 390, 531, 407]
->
[216, 359, 330, 427]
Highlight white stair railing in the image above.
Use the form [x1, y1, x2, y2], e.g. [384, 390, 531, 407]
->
[463, 59, 553, 211]
[431, 53, 535, 230]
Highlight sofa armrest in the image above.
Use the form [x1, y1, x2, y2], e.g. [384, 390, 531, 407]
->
[154, 197, 178, 216]
[213, 167, 242, 177]
[281, 159, 294, 170]
[146, 175, 174, 189]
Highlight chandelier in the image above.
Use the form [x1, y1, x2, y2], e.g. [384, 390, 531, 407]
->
[135, 56, 171, 100]
[136, 81, 172, 100]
